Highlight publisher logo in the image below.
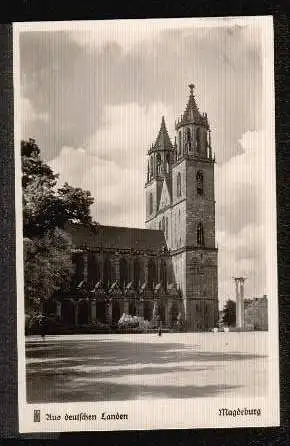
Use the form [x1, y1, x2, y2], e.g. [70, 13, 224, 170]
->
[33, 410, 41, 422]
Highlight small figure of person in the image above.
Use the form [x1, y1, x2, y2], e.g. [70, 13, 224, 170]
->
[39, 316, 48, 340]
[157, 316, 162, 337]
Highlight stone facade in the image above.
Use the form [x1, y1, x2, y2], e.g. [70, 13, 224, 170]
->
[47, 224, 182, 329]
[46, 84, 219, 332]
[145, 85, 219, 330]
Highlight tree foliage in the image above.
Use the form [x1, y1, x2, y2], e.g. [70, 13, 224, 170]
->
[22, 138, 94, 315]
[222, 299, 236, 327]
[22, 138, 94, 238]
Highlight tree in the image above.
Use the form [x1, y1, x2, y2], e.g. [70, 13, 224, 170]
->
[222, 299, 236, 327]
[24, 229, 73, 316]
[22, 138, 94, 237]
[22, 138, 95, 316]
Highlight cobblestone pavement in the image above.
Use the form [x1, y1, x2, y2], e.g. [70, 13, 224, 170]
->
[25, 332, 268, 403]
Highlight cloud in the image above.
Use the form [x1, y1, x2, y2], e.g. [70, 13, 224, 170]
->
[49, 102, 175, 228]
[19, 21, 263, 164]
[216, 130, 271, 307]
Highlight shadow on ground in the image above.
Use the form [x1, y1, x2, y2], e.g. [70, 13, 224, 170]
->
[25, 338, 266, 403]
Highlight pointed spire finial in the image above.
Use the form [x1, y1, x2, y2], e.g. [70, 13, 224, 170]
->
[189, 83, 195, 95]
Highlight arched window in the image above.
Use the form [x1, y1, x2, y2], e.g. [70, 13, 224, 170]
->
[196, 127, 201, 152]
[103, 258, 112, 288]
[148, 259, 156, 290]
[160, 260, 167, 291]
[165, 217, 168, 239]
[156, 153, 161, 175]
[186, 127, 192, 151]
[149, 193, 153, 215]
[197, 223, 205, 246]
[120, 258, 128, 287]
[133, 258, 140, 289]
[176, 172, 181, 197]
[196, 171, 204, 195]
[87, 253, 100, 287]
[159, 221, 162, 230]
[178, 131, 182, 155]
[150, 157, 153, 178]
[72, 252, 84, 284]
[162, 216, 165, 233]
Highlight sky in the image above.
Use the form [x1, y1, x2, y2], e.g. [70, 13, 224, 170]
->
[17, 17, 275, 308]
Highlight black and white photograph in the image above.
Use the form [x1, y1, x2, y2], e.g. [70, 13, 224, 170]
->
[14, 16, 279, 432]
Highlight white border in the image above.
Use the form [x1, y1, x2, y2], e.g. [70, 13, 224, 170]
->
[13, 16, 279, 433]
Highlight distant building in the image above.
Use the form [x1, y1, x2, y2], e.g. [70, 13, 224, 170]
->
[244, 295, 268, 331]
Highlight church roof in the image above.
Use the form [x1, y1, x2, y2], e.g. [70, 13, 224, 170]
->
[148, 116, 173, 154]
[66, 223, 168, 253]
[175, 84, 209, 130]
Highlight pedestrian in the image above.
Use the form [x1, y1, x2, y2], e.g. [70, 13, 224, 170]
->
[158, 317, 162, 337]
[39, 316, 47, 340]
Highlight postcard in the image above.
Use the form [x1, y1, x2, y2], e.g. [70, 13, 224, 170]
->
[14, 16, 279, 433]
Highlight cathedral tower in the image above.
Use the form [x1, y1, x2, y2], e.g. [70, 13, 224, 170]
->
[145, 84, 219, 331]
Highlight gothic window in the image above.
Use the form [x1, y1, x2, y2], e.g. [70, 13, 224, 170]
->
[103, 258, 112, 288]
[165, 216, 168, 239]
[120, 258, 128, 287]
[150, 157, 153, 178]
[159, 221, 162, 230]
[197, 223, 205, 246]
[178, 131, 182, 155]
[162, 216, 165, 233]
[156, 153, 161, 175]
[147, 160, 150, 182]
[186, 127, 192, 151]
[149, 193, 153, 215]
[160, 260, 167, 291]
[87, 253, 99, 287]
[176, 172, 181, 197]
[166, 153, 170, 170]
[133, 258, 140, 289]
[72, 252, 84, 284]
[196, 171, 204, 195]
[148, 259, 157, 290]
[196, 127, 201, 152]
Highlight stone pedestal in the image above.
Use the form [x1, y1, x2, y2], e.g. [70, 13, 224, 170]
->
[235, 277, 245, 329]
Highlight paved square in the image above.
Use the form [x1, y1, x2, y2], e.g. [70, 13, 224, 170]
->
[25, 332, 268, 403]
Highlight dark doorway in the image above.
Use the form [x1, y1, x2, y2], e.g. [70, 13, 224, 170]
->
[62, 300, 75, 327]
[95, 301, 106, 323]
[129, 301, 136, 316]
[112, 300, 121, 325]
[78, 300, 89, 326]
[143, 301, 152, 321]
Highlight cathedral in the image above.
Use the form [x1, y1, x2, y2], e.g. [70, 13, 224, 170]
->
[47, 85, 219, 332]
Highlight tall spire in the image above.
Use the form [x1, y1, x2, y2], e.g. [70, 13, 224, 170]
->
[149, 116, 173, 154]
[175, 83, 208, 130]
